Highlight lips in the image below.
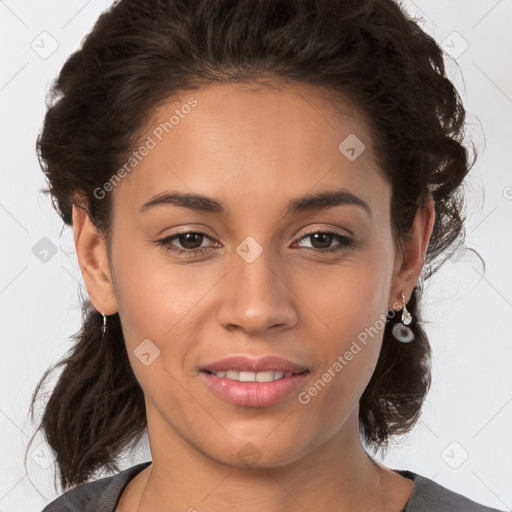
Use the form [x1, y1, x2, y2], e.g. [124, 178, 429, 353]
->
[200, 355, 310, 407]
[202, 355, 308, 374]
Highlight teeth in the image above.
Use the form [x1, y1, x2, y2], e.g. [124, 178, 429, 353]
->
[213, 370, 294, 382]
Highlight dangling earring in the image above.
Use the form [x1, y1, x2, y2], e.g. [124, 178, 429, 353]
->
[101, 313, 107, 338]
[392, 291, 414, 343]
[400, 291, 412, 325]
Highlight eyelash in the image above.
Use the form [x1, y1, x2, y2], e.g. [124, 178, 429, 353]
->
[156, 230, 354, 257]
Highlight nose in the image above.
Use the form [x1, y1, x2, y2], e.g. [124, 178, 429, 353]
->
[216, 245, 299, 336]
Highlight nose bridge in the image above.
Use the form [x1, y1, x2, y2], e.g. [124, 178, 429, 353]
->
[217, 235, 298, 333]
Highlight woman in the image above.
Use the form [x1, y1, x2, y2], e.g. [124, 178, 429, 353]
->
[29, 0, 504, 510]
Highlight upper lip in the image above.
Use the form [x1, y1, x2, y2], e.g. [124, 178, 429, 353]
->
[202, 355, 309, 373]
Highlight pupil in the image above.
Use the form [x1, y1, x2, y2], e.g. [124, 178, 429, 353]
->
[312, 233, 332, 249]
[180, 233, 202, 249]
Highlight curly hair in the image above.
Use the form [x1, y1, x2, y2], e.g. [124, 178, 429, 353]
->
[28, 0, 474, 490]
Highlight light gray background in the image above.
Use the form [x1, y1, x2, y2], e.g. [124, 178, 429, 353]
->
[1, 1, 511, 510]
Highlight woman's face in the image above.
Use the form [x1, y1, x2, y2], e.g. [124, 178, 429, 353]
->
[89, 81, 419, 468]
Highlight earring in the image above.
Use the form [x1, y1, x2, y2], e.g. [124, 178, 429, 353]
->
[391, 291, 415, 343]
[400, 292, 412, 325]
[101, 313, 107, 337]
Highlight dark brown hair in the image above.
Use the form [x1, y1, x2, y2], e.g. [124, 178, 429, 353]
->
[28, 0, 475, 491]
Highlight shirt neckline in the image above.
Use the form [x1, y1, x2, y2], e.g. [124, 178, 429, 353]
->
[108, 463, 418, 511]
[392, 468, 417, 511]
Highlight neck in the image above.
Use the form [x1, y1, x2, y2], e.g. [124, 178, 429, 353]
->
[133, 408, 404, 512]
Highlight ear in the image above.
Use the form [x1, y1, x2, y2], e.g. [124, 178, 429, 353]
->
[72, 200, 118, 315]
[388, 195, 436, 310]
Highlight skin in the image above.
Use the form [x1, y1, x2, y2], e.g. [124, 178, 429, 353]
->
[72, 81, 435, 511]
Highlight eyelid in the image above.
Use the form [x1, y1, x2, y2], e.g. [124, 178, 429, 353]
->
[156, 226, 354, 256]
[297, 225, 352, 239]
[157, 225, 351, 245]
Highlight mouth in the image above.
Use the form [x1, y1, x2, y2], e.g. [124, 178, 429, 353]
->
[203, 369, 307, 382]
[200, 356, 310, 407]
[201, 354, 308, 375]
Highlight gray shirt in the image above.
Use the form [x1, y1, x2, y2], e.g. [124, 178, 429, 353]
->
[41, 461, 505, 512]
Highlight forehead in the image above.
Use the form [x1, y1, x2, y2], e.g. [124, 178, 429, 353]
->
[111, 81, 388, 219]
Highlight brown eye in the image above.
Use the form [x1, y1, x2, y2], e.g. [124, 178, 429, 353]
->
[156, 231, 215, 256]
[174, 232, 206, 250]
[295, 231, 354, 254]
[156, 230, 354, 257]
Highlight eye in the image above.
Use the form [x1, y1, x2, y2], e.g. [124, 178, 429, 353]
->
[156, 230, 354, 257]
[156, 231, 217, 256]
[294, 231, 354, 254]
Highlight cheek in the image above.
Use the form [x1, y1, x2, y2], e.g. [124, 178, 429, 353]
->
[111, 241, 224, 384]
[301, 251, 392, 407]
[112, 235, 213, 336]
[299, 304, 386, 436]
[308, 250, 391, 346]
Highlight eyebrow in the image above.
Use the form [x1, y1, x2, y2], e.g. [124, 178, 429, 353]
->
[139, 188, 372, 218]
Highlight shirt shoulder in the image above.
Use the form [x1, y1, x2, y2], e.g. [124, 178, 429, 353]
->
[40, 461, 152, 512]
[398, 470, 506, 512]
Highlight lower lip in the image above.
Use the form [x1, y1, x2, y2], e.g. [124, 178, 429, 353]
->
[201, 371, 310, 407]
